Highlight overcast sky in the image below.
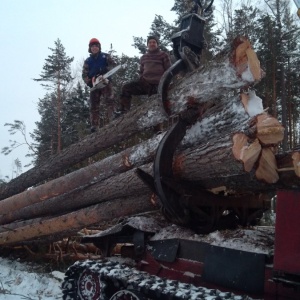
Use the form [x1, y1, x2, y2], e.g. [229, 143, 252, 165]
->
[0, 0, 177, 180]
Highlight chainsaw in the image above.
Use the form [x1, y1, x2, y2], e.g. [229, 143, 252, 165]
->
[91, 63, 126, 91]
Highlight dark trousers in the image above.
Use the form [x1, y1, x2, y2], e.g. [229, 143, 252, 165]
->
[90, 83, 114, 127]
[119, 78, 158, 111]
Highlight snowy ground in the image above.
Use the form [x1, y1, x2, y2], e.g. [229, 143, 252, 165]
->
[0, 257, 64, 300]
[0, 215, 275, 299]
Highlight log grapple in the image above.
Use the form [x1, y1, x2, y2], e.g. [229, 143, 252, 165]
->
[158, 0, 214, 115]
[137, 0, 268, 233]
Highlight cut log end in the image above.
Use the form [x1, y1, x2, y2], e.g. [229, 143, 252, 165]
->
[240, 139, 262, 172]
[255, 148, 279, 184]
[232, 36, 263, 83]
[256, 113, 284, 145]
[232, 134, 261, 172]
[232, 133, 248, 161]
[292, 152, 300, 177]
[122, 154, 132, 167]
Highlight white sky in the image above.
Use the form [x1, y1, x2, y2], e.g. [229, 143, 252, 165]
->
[0, 0, 177, 180]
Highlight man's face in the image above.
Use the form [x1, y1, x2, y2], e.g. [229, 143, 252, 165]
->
[147, 39, 158, 51]
[90, 44, 100, 54]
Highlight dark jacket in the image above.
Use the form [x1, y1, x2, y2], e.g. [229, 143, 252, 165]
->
[82, 52, 115, 87]
[140, 49, 171, 85]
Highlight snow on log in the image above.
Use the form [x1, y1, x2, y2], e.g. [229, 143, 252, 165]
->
[0, 37, 264, 200]
[0, 103, 166, 201]
[0, 92, 298, 225]
[0, 36, 299, 246]
[0, 134, 161, 216]
[167, 36, 264, 115]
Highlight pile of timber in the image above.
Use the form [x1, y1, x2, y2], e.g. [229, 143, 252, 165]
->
[0, 36, 299, 247]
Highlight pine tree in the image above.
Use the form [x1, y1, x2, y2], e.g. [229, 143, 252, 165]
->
[256, 13, 278, 116]
[132, 14, 177, 54]
[32, 93, 57, 164]
[262, 0, 300, 150]
[34, 39, 74, 154]
[62, 83, 90, 146]
[281, 5, 300, 148]
[171, 0, 195, 24]
[111, 54, 140, 96]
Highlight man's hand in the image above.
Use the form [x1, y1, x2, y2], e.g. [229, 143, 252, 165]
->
[92, 75, 109, 88]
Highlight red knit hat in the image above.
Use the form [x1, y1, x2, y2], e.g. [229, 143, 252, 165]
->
[88, 38, 101, 53]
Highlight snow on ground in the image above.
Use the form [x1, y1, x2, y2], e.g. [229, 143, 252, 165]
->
[0, 215, 275, 299]
[150, 225, 275, 254]
[0, 257, 64, 299]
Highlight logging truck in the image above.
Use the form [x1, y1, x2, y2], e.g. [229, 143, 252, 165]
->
[61, 2, 300, 299]
[0, 1, 299, 299]
[61, 190, 300, 300]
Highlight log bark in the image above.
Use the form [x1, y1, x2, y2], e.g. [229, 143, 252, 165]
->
[0, 102, 166, 200]
[0, 93, 281, 224]
[0, 165, 154, 225]
[0, 194, 157, 246]
[0, 148, 298, 246]
[0, 37, 262, 200]
[0, 134, 160, 214]
[2, 36, 299, 247]
[1, 135, 299, 227]
[0, 93, 299, 225]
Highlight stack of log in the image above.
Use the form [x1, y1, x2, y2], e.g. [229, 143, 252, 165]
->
[0, 37, 299, 248]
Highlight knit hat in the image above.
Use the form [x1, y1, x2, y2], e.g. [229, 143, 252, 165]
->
[88, 38, 101, 53]
[147, 35, 159, 44]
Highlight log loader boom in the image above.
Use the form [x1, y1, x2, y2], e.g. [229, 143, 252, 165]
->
[159, 0, 214, 115]
[138, 0, 268, 233]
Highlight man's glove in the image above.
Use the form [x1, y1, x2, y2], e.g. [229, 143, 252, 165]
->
[91, 75, 109, 89]
[87, 78, 93, 88]
[92, 75, 109, 87]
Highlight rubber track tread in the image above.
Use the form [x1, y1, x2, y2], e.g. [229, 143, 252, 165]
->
[62, 259, 253, 300]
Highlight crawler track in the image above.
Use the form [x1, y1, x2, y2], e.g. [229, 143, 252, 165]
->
[62, 259, 253, 300]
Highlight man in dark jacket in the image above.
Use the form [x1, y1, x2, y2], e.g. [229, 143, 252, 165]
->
[115, 35, 171, 115]
[82, 38, 115, 132]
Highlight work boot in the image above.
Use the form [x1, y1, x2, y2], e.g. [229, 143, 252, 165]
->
[153, 123, 163, 135]
[113, 109, 126, 119]
[90, 126, 99, 133]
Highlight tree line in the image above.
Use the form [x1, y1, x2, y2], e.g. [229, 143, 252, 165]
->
[1, 0, 299, 182]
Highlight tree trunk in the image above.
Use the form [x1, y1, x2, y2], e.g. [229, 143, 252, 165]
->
[0, 102, 165, 200]
[1, 135, 299, 227]
[2, 37, 299, 246]
[0, 37, 263, 200]
[0, 194, 157, 246]
[0, 136, 159, 214]
[0, 165, 154, 225]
